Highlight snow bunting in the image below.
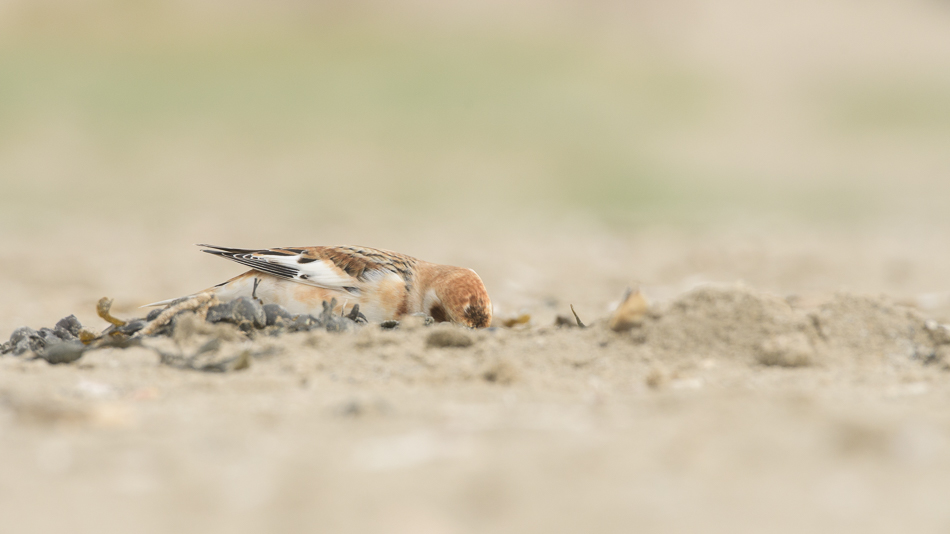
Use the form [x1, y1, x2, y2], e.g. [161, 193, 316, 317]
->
[148, 245, 493, 328]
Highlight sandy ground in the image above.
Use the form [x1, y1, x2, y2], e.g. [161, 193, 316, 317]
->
[3, 225, 950, 534]
[3, 0, 950, 531]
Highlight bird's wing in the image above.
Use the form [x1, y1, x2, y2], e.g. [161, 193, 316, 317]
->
[197, 244, 417, 294]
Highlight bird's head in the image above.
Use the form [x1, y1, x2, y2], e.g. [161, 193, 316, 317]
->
[423, 267, 493, 328]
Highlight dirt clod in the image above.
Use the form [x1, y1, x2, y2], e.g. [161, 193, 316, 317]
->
[645, 367, 666, 389]
[426, 327, 474, 348]
[482, 359, 519, 384]
[925, 320, 950, 345]
[757, 333, 815, 367]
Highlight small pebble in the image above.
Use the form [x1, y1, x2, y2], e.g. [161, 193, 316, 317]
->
[39, 341, 86, 365]
[206, 297, 266, 331]
[325, 316, 356, 333]
[52, 325, 77, 341]
[55, 315, 83, 337]
[231, 297, 266, 331]
[205, 301, 234, 324]
[264, 304, 294, 327]
[5, 326, 38, 355]
[118, 319, 146, 335]
[288, 314, 322, 332]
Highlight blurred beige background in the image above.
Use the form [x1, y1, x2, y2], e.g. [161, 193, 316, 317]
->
[3, 3, 950, 534]
[3, 0, 950, 333]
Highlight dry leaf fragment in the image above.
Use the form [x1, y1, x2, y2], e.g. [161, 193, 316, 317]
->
[608, 288, 648, 332]
[502, 314, 531, 328]
[78, 328, 99, 344]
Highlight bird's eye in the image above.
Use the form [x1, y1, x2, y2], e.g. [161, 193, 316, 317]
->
[429, 304, 448, 323]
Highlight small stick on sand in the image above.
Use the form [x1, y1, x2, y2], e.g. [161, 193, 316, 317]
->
[570, 305, 586, 328]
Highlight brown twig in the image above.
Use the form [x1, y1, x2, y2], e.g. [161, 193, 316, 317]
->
[570, 304, 586, 328]
[135, 293, 217, 338]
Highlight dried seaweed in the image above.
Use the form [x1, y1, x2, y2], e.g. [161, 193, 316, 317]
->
[96, 297, 127, 327]
[502, 314, 531, 328]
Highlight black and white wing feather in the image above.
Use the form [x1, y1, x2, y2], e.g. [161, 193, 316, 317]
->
[198, 244, 356, 291]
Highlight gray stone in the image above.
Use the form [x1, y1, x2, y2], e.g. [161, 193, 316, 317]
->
[325, 316, 356, 333]
[38, 328, 60, 343]
[231, 297, 266, 331]
[5, 325, 88, 361]
[118, 319, 146, 335]
[317, 299, 339, 324]
[316, 298, 357, 332]
[52, 325, 77, 341]
[288, 314, 322, 332]
[7, 326, 39, 355]
[206, 298, 266, 332]
[264, 304, 294, 326]
[54, 315, 83, 337]
[39, 341, 86, 364]
[205, 301, 235, 324]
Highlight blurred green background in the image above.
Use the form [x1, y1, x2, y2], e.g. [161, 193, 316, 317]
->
[1, 0, 950, 234]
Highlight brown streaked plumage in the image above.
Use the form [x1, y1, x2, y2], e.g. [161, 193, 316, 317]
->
[147, 245, 493, 328]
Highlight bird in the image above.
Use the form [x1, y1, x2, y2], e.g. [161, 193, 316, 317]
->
[146, 245, 493, 328]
